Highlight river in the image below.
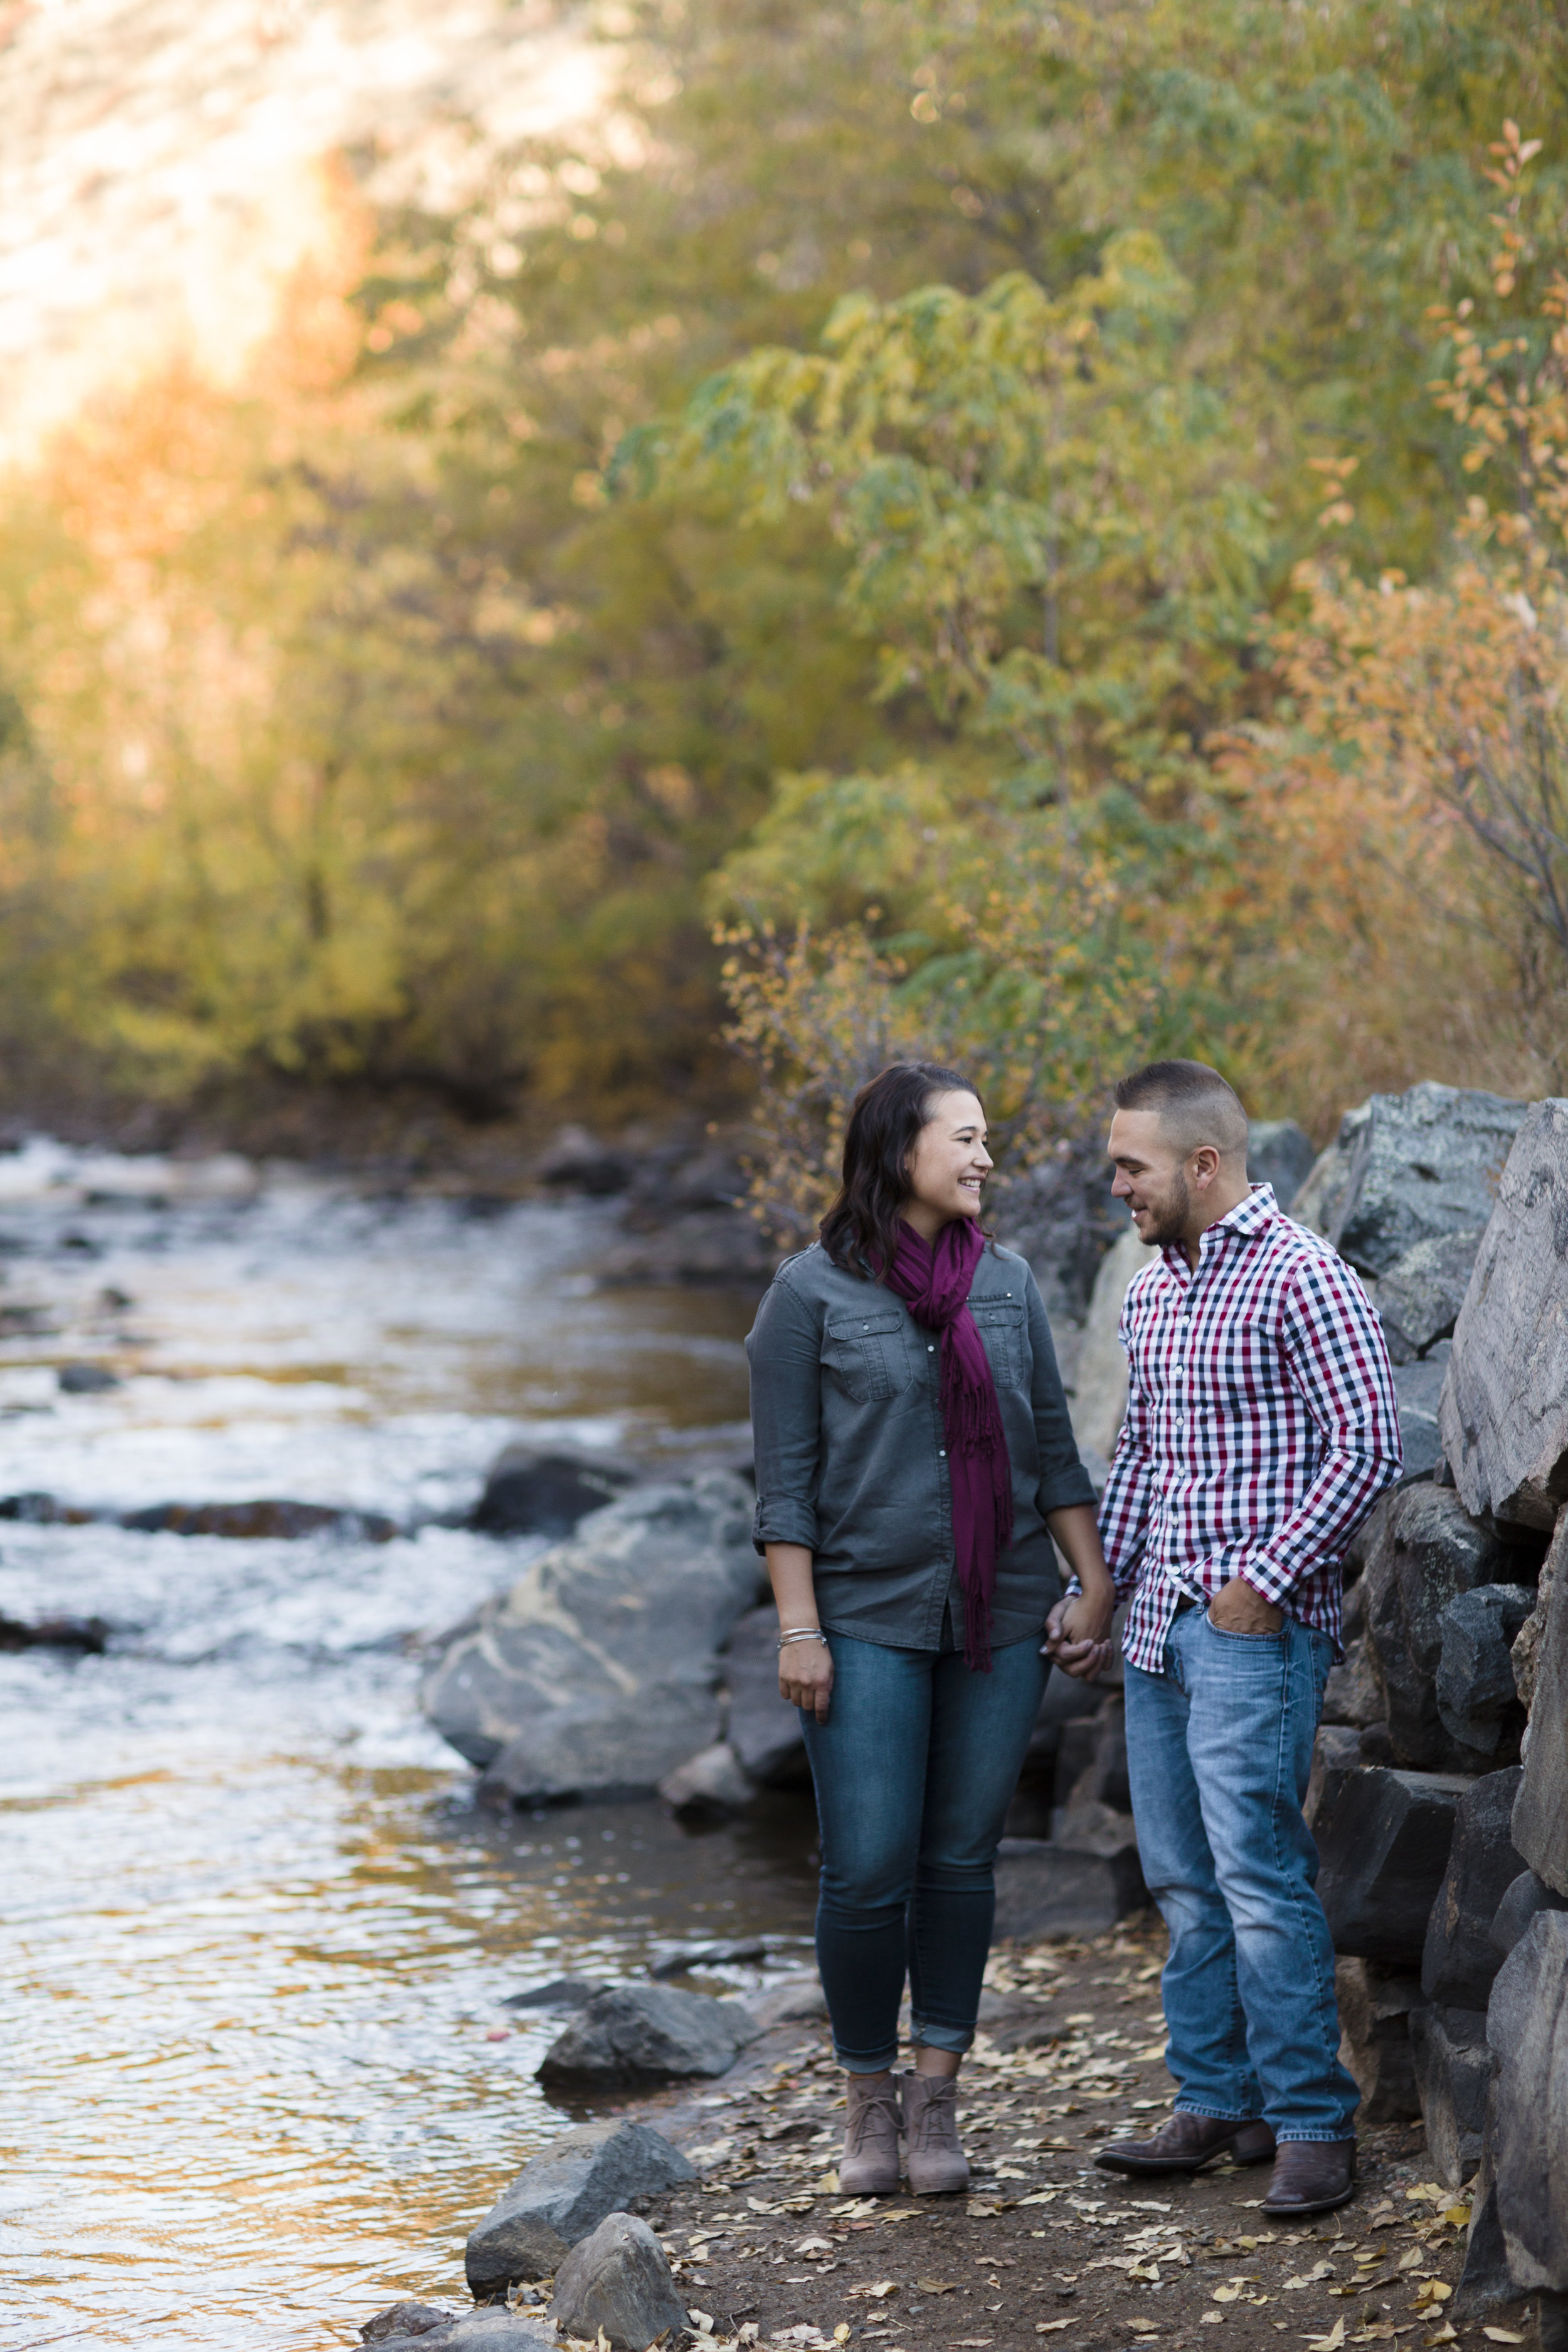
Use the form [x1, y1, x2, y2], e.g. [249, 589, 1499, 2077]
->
[0, 1148, 817, 2352]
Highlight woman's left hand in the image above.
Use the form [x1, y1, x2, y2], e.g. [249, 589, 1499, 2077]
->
[780, 1636, 834, 1723]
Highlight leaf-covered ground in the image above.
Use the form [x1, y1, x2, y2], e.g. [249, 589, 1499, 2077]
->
[591, 1920, 1475, 2352]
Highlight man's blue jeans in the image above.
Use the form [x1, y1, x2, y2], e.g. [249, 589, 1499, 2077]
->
[1123, 1606, 1359, 2142]
[800, 1631, 1046, 2073]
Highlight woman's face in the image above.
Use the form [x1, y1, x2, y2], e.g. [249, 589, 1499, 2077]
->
[904, 1090, 992, 1229]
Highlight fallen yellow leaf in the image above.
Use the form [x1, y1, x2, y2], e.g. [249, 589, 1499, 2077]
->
[1424, 2326, 1459, 2346]
[834, 2329, 851, 2346]
[1303, 2324, 1345, 2351]
[1481, 2333, 1527, 2345]
[915, 2279, 956, 2295]
[1441, 2206, 1471, 2230]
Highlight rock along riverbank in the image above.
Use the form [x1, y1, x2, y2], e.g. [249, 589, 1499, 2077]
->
[362, 1915, 1476, 2352]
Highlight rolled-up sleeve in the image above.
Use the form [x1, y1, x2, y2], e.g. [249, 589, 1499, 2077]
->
[1027, 1278, 1098, 1515]
[746, 1272, 824, 1555]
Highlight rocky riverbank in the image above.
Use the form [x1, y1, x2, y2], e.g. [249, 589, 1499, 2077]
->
[407, 1076, 1568, 2347]
[356, 1916, 1477, 2352]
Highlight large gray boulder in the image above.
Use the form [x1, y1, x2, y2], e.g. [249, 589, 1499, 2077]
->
[1070, 1226, 1157, 1458]
[988, 1133, 1132, 1327]
[1361, 1485, 1523, 1770]
[363, 2318, 553, 2352]
[1375, 1228, 1487, 1364]
[992, 1833, 1148, 1939]
[1486, 1910, 1568, 2292]
[420, 1475, 761, 1803]
[1410, 2005, 1491, 2186]
[471, 1446, 639, 1537]
[536, 1984, 761, 2089]
[1311, 1764, 1471, 1965]
[721, 1604, 810, 1788]
[1422, 1768, 1527, 2009]
[1491, 1870, 1568, 1963]
[1335, 1958, 1424, 2122]
[1440, 1099, 1568, 1531]
[1247, 1119, 1316, 1209]
[657, 1741, 755, 1819]
[1512, 1517, 1568, 1899]
[1510, 1513, 1562, 1712]
[465, 2122, 695, 2301]
[1392, 1350, 1451, 1485]
[548, 2213, 687, 2352]
[1434, 1587, 1534, 1760]
[1294, 1082, 1524, 1277]
[1320, 1635, 1385, 1730]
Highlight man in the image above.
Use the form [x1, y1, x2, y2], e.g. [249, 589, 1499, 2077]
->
[1047, 1059, 1401, 2216]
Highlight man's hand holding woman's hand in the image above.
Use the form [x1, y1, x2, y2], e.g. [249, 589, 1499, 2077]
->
[1041, 1503, 1117, 1682]
[1044, 1584, 1115, 1680]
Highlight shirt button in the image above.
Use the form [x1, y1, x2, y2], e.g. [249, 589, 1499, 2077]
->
[938, 1449, 946, 1457]
[928, 1345, 935, 1353]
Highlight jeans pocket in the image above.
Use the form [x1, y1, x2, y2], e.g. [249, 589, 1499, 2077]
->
[1203, 1609, 1283, 1643]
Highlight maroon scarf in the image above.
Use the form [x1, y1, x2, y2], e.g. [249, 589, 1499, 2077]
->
[880, 1218, 1014, 1670]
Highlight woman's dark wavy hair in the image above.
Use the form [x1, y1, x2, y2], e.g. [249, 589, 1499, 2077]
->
[819, 1061, 983, 1279]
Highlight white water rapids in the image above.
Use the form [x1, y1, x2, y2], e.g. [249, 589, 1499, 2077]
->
[0, 1152, 815, 2351]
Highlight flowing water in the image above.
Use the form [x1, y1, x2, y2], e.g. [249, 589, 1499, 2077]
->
[0, 1150, 817, 2351]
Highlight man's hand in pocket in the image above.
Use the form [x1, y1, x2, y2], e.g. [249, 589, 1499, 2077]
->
[1207, 1577, 1283, 1636]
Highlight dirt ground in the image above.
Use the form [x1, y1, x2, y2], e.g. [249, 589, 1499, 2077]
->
[587, 1918, 1474, 2352]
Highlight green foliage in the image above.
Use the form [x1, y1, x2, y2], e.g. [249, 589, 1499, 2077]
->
[3, 0, 1568, 1128]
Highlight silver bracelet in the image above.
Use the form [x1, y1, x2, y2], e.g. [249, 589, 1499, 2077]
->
[776, 1628, 829, 1648]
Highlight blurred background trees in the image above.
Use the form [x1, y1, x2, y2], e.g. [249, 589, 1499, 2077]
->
[1, 0, 1566, 1165]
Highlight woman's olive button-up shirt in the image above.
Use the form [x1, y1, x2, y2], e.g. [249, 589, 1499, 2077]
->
[745, 1238, 1096, 1651]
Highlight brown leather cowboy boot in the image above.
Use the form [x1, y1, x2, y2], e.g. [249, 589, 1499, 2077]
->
[1262, 2138, 1357, 2215]
[839, 2072, 902, 2195]
[1095, 2112, 1276, 2176]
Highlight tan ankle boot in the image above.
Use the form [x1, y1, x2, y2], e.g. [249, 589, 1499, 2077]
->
[902, 2070, 969, 2195]
[839, 2072, 902, 2195]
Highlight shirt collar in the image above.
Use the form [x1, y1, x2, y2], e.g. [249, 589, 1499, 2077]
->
[1217, 1181, 1279, 1237]
[1162, 1182, 1279, 1276]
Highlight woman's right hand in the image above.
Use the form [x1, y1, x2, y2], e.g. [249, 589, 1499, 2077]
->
[779, 1637, 834, 1724]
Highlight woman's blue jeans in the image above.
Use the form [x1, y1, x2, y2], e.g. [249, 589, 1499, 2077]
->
[800, 1629, 1046, 2074]
[1123, 1605, 1360, 2143]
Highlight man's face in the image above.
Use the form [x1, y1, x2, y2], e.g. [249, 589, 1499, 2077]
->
[1107, 1108, 1192, 1248]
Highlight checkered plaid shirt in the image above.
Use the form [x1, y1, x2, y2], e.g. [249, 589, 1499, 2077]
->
[1097, 1184, 1401, 1673]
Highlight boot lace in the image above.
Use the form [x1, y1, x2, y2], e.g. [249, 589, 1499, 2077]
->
[845, 2088, 898, 2154]
[908, 2080, 958, 2150]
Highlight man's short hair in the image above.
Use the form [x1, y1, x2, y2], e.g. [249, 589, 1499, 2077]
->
[1113, 1059, 1249, 1160]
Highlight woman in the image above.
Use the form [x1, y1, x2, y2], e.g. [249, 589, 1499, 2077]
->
[746, 1062, 1116, 2196]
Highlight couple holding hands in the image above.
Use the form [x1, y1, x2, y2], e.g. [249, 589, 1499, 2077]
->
[746, 1059, 1402, 2221]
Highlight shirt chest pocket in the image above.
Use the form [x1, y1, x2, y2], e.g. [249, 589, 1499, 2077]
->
[968, 1299, 1025, 1387]
[824, 1309, 913, 1404]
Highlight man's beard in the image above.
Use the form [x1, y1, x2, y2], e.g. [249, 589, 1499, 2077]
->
[1140, 1168, 1191, 1249]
